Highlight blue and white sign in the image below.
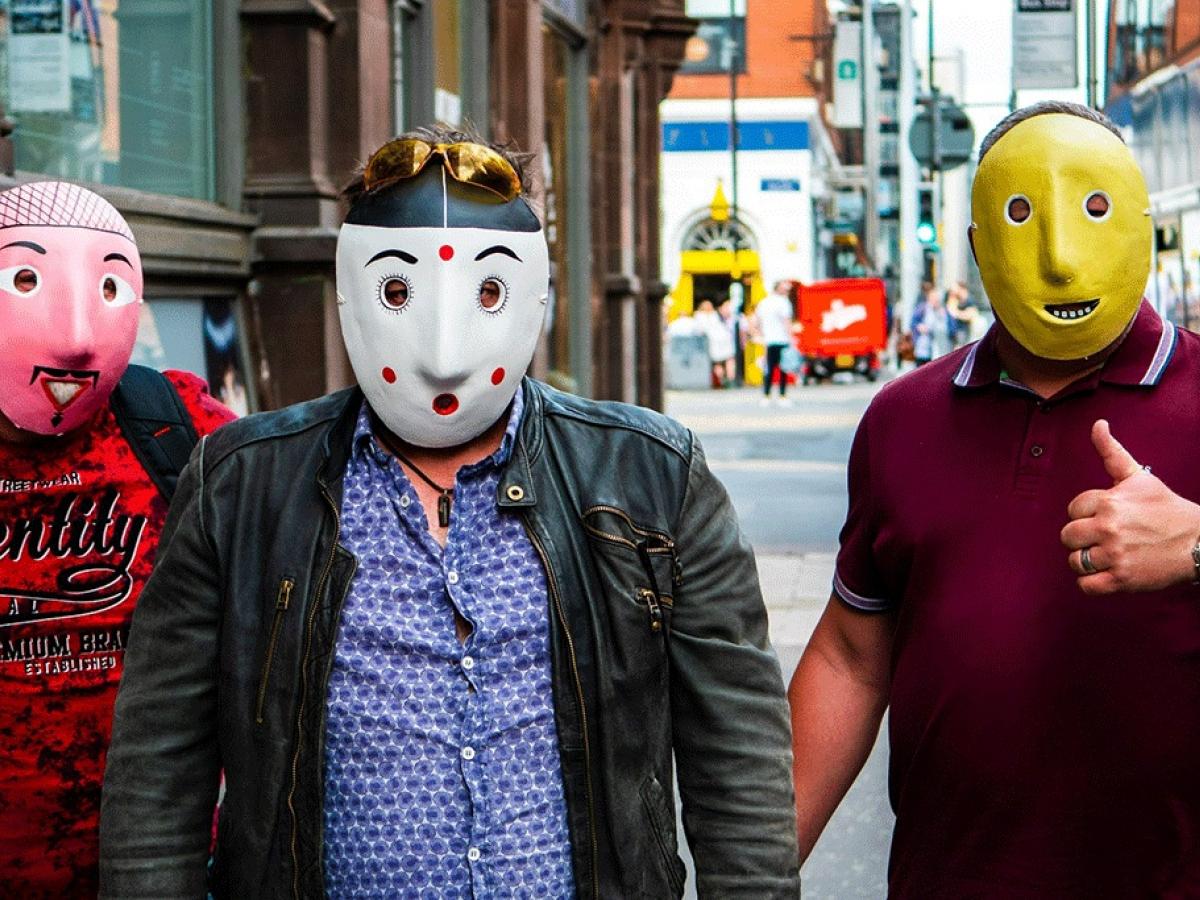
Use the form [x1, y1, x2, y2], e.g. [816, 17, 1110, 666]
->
[662, 120, 810, 153]
[761, 178, 801, 192]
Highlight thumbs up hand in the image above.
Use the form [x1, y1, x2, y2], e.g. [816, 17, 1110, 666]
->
[1061, 420, 1200, 594]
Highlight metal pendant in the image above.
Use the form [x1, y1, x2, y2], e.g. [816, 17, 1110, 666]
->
[438, 491, 452, 529]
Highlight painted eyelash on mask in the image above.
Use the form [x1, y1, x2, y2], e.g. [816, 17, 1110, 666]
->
[477, 274, 509, 315]
[377, 273, 412, 314]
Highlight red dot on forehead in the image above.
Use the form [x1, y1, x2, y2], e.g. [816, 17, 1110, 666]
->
[381, 367, 396, 384]
[439, 244, 454, 261]
[491, 367, 505, 385]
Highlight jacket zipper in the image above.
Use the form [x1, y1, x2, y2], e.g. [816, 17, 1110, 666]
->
[255, 576, 295, 724]
[523, 517, 600, 900]
[581, 504, 675, 553]
[641, 785, 685, 895]
[583, 504, 682, 589]
[287, 484, 341, 900]
[637, 588, 665, 633]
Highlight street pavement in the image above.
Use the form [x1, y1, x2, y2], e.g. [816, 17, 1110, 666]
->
[665, 380, 894, 898]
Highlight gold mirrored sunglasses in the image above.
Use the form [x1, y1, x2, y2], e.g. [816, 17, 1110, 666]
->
[362, 139, 523, 202]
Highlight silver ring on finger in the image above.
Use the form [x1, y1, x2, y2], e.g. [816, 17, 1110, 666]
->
[1081, 545, 1098, 575]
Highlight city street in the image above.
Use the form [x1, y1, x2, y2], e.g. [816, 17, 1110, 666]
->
[666, 380, 894, 898]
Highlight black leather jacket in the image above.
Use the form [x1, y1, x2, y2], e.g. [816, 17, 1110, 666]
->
[99, 379, 800, 899]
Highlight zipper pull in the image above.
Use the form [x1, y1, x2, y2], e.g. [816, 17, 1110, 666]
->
[276, 577, 294, 610]
[638, 588, 664, 633]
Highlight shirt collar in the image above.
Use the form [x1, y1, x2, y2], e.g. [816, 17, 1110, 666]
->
[951, 300, 1177, 391]
[354, 384, 526, 467]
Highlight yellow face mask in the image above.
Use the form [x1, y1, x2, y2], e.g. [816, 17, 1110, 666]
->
[971, 113, 1151, 360]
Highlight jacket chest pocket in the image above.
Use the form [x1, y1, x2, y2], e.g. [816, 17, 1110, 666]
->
[581, 506, 681, 666]
[255, 575, 296, 726]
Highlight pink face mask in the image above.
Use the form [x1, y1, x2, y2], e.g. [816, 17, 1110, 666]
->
[0, 182, 142, 436]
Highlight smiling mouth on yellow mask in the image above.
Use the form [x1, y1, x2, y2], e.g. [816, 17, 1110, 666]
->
[970, 112, 1152, 361]
[1044, 299, 1100, 321]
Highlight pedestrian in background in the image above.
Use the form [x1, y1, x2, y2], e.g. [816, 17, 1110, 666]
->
[754, 280, 796, 405]
[694, 297, 735, 388]
[947, 280, 984, 346]
[910, 283, 951, 365]
[717, 296, 739, 385]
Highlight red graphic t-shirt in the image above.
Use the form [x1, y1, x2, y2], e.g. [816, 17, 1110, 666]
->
[0, 370, 235, 898]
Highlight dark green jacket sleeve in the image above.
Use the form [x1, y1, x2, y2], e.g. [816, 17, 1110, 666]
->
[669, 436, 801, 897]
[99, 437, 221, 899]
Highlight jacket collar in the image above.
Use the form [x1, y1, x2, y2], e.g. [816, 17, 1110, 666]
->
[952, 300, 1178, 391]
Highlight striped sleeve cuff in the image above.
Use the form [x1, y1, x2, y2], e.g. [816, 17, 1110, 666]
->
[832, 570, 893, 613]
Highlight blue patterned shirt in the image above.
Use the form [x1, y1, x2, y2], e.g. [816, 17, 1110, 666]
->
[323, 389, 575, 898]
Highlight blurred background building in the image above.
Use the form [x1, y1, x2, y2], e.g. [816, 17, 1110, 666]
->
[0, 0, 695, 412]
[1106, 0, 1200, 330]
[659, 0, 841, 319]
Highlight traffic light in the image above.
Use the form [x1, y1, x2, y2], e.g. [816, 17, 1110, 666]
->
[916, 186, 936, 245]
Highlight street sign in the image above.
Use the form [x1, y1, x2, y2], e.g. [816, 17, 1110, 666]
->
[909, 99, 975, 171]
[761, 178, 801, 192]
[1012, 0, 1078, 90]
[832, 20, 863, 129]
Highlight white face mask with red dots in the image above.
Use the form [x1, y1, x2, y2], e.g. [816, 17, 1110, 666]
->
[336, 224, 549, 449]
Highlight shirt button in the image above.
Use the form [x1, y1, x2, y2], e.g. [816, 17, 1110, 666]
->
[461, 655, 475, 670]
[461, 746, 476, 761]
[399, 495, 411, 508]
[467, 847, 482, 862]
[447, 571, 459, 585]
[1030, 444, 1044, 457]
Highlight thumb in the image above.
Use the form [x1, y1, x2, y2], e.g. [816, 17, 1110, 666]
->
[1091, 419, 1140, 484]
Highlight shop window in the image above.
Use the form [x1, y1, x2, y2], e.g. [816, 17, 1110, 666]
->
[0, 0, 216, 200]
[132, 297, 251, 415]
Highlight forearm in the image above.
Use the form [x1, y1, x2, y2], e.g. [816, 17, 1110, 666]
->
[99, 448, 223, 898]
[670, 437, 800, 895]
[788, 639, 888, 861]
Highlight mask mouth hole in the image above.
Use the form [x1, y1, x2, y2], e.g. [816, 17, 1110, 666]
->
[432, 393, 459, 416]
[1043, 299, 1100, 321]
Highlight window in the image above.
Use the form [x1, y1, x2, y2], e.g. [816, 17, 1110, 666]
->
[681, 0, 746, 74]
[392, 0, 416, 132]
[1111, 0, 1177, 85]
[131, 297, 252, 415]
[543, 24, 571, 379]
[1, 0, 215, 200]
[433, 0, 462, 125]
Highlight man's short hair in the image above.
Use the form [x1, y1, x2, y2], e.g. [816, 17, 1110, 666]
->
[342, 123, 534, 208]
[978, 101, 1124, 164]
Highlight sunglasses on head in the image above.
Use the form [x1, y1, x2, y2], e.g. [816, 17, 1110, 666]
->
[362, 139, 523, 202]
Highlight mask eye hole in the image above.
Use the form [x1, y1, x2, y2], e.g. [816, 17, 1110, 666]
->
[1084, 191, 1112, 221]
[1005, 194, 1032, 225]
[0, 265, 41, 297]
[379, 275, 411, 312]
[478, 277, 508, 314]
[99, 272, 137, 307]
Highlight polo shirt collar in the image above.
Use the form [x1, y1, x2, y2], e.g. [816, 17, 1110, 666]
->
[952, 300, 1177, 391]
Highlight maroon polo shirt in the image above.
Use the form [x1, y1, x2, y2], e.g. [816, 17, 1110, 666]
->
[836, 301, 1200, 898]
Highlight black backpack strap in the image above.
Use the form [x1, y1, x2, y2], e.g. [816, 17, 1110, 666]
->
[110, 364, 201, 502]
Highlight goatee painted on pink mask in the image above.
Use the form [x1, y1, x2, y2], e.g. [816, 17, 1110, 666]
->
[0, 182, 142, 436]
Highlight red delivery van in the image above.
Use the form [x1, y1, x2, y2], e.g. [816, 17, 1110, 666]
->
[793, 277, 887, 383]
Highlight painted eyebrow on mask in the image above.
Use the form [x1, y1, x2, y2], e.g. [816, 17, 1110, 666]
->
[366, 249, 418, 266]
[103, 252, 134, 268]
[0, 240, 47, 254]
[474, 245, 522, 262]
